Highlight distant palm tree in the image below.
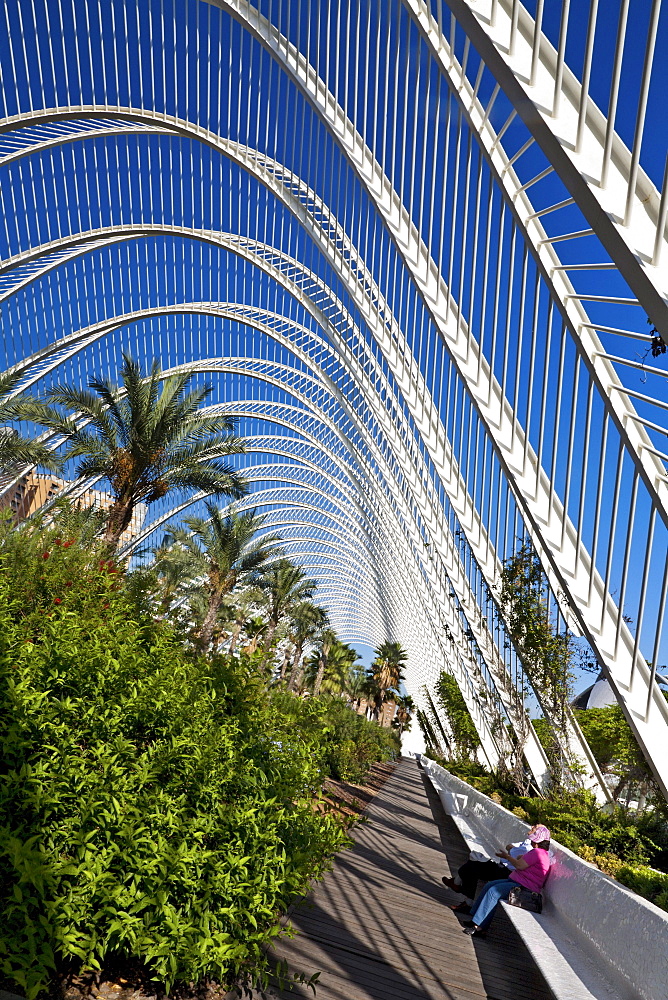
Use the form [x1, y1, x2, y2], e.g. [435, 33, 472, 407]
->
[348, 666, 373, 713]
[240, 614, 268, 656]
[0, 371, 63, 476]
[311, 629, 338, 696]
[171, 505, 281, 650]
[286, 601, 329, 692]
[393, 694, 415, 735]
[150, 530, 203, 613]
[258, 557, 316, 648]
[224, 585, 266, 654]
[367, 641, 408, 723]
[305, 636, 361, 697]
[31, 354, 246, 550]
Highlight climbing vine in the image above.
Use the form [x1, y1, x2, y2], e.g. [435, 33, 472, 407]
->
[499, 543, 575, 725]
[434, 671, 481, 760]
[498, 542, 586, 787]
[416, 707, 442, 756]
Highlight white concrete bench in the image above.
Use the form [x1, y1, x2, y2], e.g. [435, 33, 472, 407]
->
[438, 788, 498, 864]
[500, 903, 623, 1000]
[420, 757, 668, 1000]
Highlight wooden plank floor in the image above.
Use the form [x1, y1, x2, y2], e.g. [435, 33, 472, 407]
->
[256, 758, 552, 1000]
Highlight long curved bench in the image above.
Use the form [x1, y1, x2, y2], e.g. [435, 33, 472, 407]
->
[420, 757, 668, 1000]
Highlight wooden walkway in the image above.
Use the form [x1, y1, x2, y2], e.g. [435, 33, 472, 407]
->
[261, 758, 552, 1000]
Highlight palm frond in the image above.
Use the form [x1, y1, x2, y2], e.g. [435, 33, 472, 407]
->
[163, 462, 248, 499]
[162, 411, 239, 452]
[0, 433, 64, 475]
[166, 435, 246, 467]
[148, 373, 193, 445]
[46, 385, 118, 445]
[152, 378, 214, 441]
[85, 373, 128, 440]
[0, 370, 23, 399]
[14, 400, 79, 436]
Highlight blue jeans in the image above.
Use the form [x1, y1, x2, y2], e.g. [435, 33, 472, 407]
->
[469, 878, 515, 929]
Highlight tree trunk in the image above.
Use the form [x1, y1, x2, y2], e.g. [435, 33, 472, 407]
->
[199, 590, 223, 650]
[103, 498, 135, 552]
[288, 644, 304, 691]
[313, 654, 327, 696]
[263, 619, 279, 650]
[278, 647, 292, 681]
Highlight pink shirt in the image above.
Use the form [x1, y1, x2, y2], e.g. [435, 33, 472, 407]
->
[509, 847, 550, 892]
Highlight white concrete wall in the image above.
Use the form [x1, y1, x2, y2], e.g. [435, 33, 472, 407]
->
[422, 758, 668, 1000]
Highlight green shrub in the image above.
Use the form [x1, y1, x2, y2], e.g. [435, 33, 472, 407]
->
[269, 692, 399, 783]
[616, 865, 668, 911]
[0, 523, 350, 996]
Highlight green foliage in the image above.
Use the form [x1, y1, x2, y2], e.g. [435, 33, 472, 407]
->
[434, 671, 481, 759]
[365, 641, 406, 720]
[303, 636, 359, 698]
[442, 757, 517, 799]
[0, 520, 350, 996]
[269, 692, 399, 783]
[258, 558, 316, 648]
[0, 371, 64, 476]
[499, 544, 574, 722]
[416, 707, 441, 756]
[30, 353, 246, 549]
[574, 704, 657, 800]
[615, 864, 668, 912]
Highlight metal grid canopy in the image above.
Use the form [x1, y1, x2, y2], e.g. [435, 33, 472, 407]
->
[1, 0, 668, 797]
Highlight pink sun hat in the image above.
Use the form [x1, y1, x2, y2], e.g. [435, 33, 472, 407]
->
[529, 825, 551, 842]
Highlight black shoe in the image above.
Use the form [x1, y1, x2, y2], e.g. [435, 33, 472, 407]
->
[450, 902, 472, 915]
[461, 920, 475, 928]
[441, 876, 463, 894]
[463, 925, 486, 938]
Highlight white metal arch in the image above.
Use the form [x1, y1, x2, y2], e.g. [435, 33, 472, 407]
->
[1, 0, 666, 796]
[17, 287, 529, 777]
[200, 0, 668, 796]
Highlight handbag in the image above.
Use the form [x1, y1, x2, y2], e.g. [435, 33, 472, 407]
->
[507, 885, 543, 913]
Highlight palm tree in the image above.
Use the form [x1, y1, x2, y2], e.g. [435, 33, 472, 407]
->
[258, 557, 316, 648]
[150, 530, 203, 613]
[348, 665, 373, 714]
[0, 371, 63, 476]
[305, 636, 361, 697]
[31, 354, 247, 550]
[175, 504, 281, 651]
[240, 614, 268, 656]
[367, 640, 408, 723]
[393, 694, 415, 735]
[310, 629, 338, 696]
[286, 601, 329, 692]
[47, 497, 108, 547]
[224, 585, 266, 653]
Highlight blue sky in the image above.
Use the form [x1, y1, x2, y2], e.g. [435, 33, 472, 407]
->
[0, 0, 666, 712]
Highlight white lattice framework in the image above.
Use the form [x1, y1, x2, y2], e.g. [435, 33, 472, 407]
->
[1, 0, 668, 798]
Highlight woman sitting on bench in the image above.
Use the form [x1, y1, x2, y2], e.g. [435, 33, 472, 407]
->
[442, 823, 545, 914]
[462, 825, 551, 938]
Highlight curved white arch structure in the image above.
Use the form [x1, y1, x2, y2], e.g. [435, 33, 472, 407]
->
[1, 0, 667, 799]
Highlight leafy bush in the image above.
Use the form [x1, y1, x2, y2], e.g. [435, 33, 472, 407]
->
[616, 864, 668, 911]
[0, 521, 350, 996]
[269, 691, 399, 783]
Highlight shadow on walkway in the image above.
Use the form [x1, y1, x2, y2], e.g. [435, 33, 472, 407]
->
[244, 759, 551, 1000]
